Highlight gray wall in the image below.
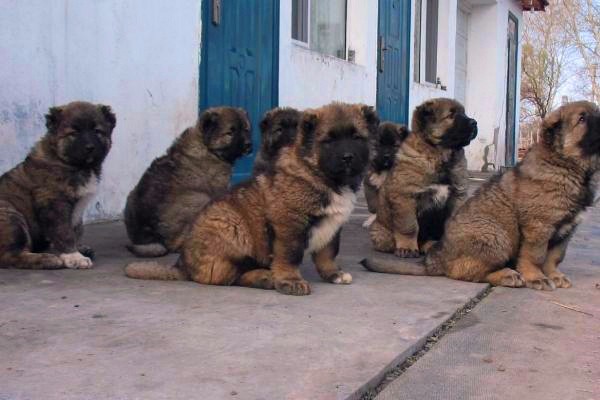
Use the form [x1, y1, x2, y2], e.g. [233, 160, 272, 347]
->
[0, 0, 202, 220]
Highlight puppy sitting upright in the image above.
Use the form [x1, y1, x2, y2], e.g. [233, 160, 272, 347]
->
[252, 107, 300, 175]
[0, 101, 116, 269]
[363, 101, 600, 291]
[126, 103, 378, 296]
[124, 107, 251, 257]
[362, 122, 408, 227]
[370, 98, 477, 257]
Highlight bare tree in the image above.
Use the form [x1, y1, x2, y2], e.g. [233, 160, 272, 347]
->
[562, 0, 600, 103]
[520, 1, 570, 122]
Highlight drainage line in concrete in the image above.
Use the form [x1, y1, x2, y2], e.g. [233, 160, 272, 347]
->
[359, 285, 494, 400]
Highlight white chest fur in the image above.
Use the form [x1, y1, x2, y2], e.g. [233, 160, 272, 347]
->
[72, 173, 99, 226]
[306, 187, 356, 254]
[427, 184, 450, 207]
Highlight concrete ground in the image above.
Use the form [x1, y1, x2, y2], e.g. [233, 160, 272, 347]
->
[1, 180, 599, 400]
[0, 198, 486, 400]
[376, 207, 600, 400]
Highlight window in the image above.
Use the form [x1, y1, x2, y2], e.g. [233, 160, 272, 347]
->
[413, 0, 439, 84]
[291, 0, 348, 60]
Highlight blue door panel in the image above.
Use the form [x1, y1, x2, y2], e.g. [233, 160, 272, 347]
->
[377, 0, 411, 124]
[200, 1, 279, 183]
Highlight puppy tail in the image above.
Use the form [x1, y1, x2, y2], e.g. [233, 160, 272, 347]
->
[124, 261, 187, 281]
[360, 253, 428, 275]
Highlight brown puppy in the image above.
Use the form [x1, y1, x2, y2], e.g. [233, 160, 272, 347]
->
[362, 122, 408, 227]
[124, 107, 252, 257]
[363, 101, 600, 290]
[125, 102, 378, 295]
[369, 98, 477, 257]
[0, 101, 116, 269]
[252, 107, 301, 176]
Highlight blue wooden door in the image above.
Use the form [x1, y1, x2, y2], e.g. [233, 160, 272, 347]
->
[200, 0, 279, 183]
[377, 0, 411, 124]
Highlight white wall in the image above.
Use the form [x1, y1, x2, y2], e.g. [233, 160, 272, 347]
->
[278, 0, 379, 109]
[464, 0, 523, 170]
[0, 0, 202, 221]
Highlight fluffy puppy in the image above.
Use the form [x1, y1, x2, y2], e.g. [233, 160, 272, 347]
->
[252, 107, 301, 175]
[369, 98, 477, 257]
[125, 103, 378, 296]
[363, 101, 600, 290]
[124, 107, 251, 257]
[362, 122, 408, 227]
[0, 101, 116, 269]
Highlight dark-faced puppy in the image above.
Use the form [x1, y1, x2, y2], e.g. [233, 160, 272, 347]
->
[370, 98, 477, 257]
[124, 107, 251, 257]
[363, 122, 408, 227]
[125, 102, 378, 296]
[363, 101, 600, 291]
[0, 101, 116, 269]
[252, 107, 301, 175]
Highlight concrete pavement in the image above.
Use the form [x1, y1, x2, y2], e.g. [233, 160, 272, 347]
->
[0, 197, 487, 400]
[375, 207, 600, 400]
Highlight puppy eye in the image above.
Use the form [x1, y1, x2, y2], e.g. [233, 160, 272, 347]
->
[578, 115, 586, 124]
[95, 128, 105, 135]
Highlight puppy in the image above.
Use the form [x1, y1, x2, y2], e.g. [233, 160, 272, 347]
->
[125, 103, 378, 296]
[0, 102, 116, 269]
[124, 107, 252, 257]
[252, 107, 301, 175]
[369, 98, 477, 257]
[363, 101, 600, 290]
[362, 122, 408, 228]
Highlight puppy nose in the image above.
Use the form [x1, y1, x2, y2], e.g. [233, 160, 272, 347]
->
[244, 142, 252, 153]
[342, 153, 354, 164]
[469, 119, 478, 129]
[85, 144, 95, 153]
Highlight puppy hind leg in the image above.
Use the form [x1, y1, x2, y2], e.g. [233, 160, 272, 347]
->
[485, 268, 524, 288]
[189, 256, 240, 286]
[236, 269, 274, 290]
[369, 221, 395, 253]
[126, 243, 169, 258]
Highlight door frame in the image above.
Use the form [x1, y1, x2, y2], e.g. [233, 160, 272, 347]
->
[198, 1, 280, 118]
[376, 0, 411, 124]
[504, 11, 519, 166]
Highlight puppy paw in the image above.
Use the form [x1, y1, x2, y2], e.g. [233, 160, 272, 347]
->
[547, 272, 572, 288]
[500, 270, 524, 288]
[362, 214, 376, 229]
[274, 279, 311, 296]
[77, 245, 95, 260]
[525, 277, 556, 291]
[60, 252, 93, 269]
[394, 248, 421, 258]
[328, 271, 353, 284]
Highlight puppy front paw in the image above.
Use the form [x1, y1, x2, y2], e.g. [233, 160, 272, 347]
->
[547, 271, 572, 288]
[60, 252, 93, 269]
[274, 278, 311, 296]
[328, 271, 353, 284]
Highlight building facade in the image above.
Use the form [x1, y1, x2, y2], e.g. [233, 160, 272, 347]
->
[0, 0, 544, 220]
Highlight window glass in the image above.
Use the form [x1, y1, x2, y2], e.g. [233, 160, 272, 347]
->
[310, 0, 347, 59]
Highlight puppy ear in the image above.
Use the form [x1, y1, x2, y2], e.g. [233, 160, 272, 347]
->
[98, 105, 117, 130]
[300, 111, 319, 153]
[361, 105, 380, 136]
[260, 109, 276, 133]
[414, 101, 434, 131]
[198, 109, 220, 144]
[396, 125, 409, 143]
[238, 108, 251, 129]
[541, 109, 563, 150]
[45, 106, 63, 133]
